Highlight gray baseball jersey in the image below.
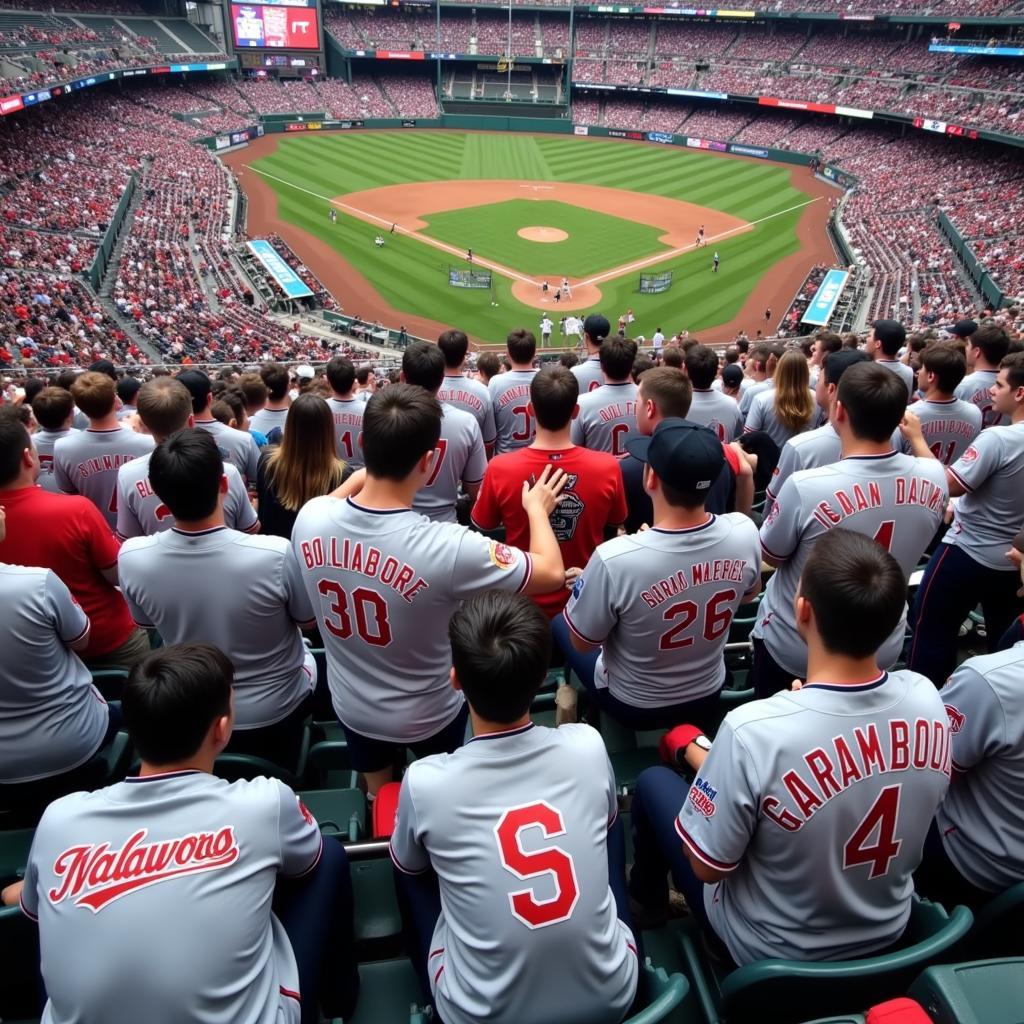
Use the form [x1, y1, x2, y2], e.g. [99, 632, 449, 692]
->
[563, 514, 760, 706]
[34, 428, 79, 494]
[936, 641, 1024, 891]
[292, 497, 533, 743]
[755, 452, 949, 676]
[413, 404, 487, 524]
[739, 379, 772, 419]
[118, 528, 316, 729]
[53, 427, 154, 529]
[913, 398, 982, 466]
[325, 397, 365, 469]
[677, 671, 950, 964]
[571, 356, 605, 394]
[744, 389, 822, 449]
[438, 374, 497, 446]
[489, 369, 538, 454]
[194, 417, 260, 486]
[877, 359, 916, 400]
[570, 382, 639, 457]
[713, 376, 754, 396]
[687, 389, 743, 442]
[115, 452, 257, 540]
[21, 770, 321, 1024]
[390, 722, 638, 1024]
[249, 407, 289, 437]
[955, 369, 1006, 428]
[0, 564, 107, 784]
[766, 424, 841, 505]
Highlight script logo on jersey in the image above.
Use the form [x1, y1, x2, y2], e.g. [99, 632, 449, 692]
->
[549, 473, 584, 541]
[961, 446, 979, 465]
[689, 779, 717, 817]
[944, 704, 966, 734]
[48, 827, 240, 912]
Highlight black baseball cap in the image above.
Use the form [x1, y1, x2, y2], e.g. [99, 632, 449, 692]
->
[951, 319, 978, 339]
[175, 369, 212, 413]
[583, 314, 610, 343]
[823, 348, 869, 387]
[625, 418, 724, 492]
[721, 364, 744, 388]
[89, 358, 118, 381]
[871, 319, 906, 349]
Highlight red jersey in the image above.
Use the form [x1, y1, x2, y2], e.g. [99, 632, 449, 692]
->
[0, 486, 135, 656]
[471, 446, 628, 617]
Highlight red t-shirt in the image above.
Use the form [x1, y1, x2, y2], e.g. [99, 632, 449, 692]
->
[0, 486, 135, 656]
[471, 446, 628, 617]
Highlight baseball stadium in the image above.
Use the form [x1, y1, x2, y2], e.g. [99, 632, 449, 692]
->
[0, 0, 1023, 1022]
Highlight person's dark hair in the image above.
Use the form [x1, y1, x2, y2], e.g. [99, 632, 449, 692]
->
[210, 399, 233, 426]
[326, 355, 356, 395]
[437, 330, 470, 369]
[0, 407, 30, 487]
[117, 376, 142, 406]
[638, 367, 692, 418]
[661, 346, 683, 369]
[598, 336, 637, 381]
[362, 383, 442, 481]
[971, 323, 1011, 366]
[260, 362, 290, 401]
[448, 591, 551, 723]
[136, 377, 192, 439]
[123, 643, 233, 765]
[736, 338, 750, 355]
[558, 352, 578, 369]
[836, 362, 907, 441]
[871, 319, 906, 358]
[476, 352, 501, 382]
[632, 355, 655, 383]
[55, 369, 80, 392]
[148, 429, 224, 521]
[799, 530, 906, 658]
[175, 369, 212, 415]
[1000, 350, 1024, 390]
[683, 345, 720, 389]
[531, 366, 579, 431]
[815, 331, 843, 356]
[822, 349, 869, 388]
[724, 345, 740, 365]
[263, 394, 345, 511]
[31, 386, 74, 430]
[506, 328, 537, 365]
[23, 378, 46, 405]
[749, 344, 771, 371]
[356, 363, 375, 387]
[921, 344, 966, 394]
[402, 341, 446, 393]
[218, 388, 247, 429]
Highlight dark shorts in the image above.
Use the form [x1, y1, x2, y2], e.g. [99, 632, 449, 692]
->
[340, 704, 470, 774]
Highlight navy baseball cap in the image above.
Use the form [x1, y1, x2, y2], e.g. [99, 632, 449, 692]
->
[721, 364, 744, 388]
[583, 314, 610, 342]
[951, 319, 978, 339]
[625, 418, 724, 492]
[89, 358, 118, 381]
[823, 348, 869, 387]
[175, 369, 212, 411]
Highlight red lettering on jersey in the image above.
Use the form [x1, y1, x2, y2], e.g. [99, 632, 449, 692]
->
[890, 720, 910, 771]
[912, 720, 931, 769]
[854, 724, 885, 776]
[782, 769, 824, 819]
[833, 736, 863, 789]
[762, 796, 802, 832]
[805, 748, 841, 800]
[134, 478, 154, 499]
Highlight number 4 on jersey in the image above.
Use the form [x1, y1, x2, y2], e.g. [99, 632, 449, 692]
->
[843, 784, 902, 879]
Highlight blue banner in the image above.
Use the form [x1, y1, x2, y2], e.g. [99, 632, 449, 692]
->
[929, 43, 1024, 58]
[246, 240, 313, 299]
[802, 269, 849, 327]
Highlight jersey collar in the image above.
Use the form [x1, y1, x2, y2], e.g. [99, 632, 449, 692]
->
[842, 451, 898, 461]
[467, 722, 535, 744]
[652, 514, 716, 535]
[802, 671, 888, 693]
[125, 769, 204, 783]
[346, 497, 409, 515]
[171, 526, 228, 537]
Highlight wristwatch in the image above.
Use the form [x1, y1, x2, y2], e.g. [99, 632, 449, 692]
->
[690, 735, 712, 752]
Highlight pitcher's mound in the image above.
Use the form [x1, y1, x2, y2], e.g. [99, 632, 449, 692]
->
[510, 279, 603, 311]
[518, 226, 568, 243]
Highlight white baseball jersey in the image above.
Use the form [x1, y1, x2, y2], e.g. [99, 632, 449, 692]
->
[118, 528, 316, 729]
[292, 497, 533, 743]
[34, 428, 78, 493]
[688, 389, 744, 442]
[563, 515, 760, 706]
[438, 374, 497, 447]
[412, 404, 487, 524]
[955, 369, 1005, 428]
[0, 564, 107, 784]
[115, 452, 257, 540]
[744, 389, 822, 449]
[755, 452, 949, 676]
[677, 671, 950, 964]
[21, 771, 321, 1024]
[944, 421, 1024, 569]
[877, 359, 915, 400]
[913, 398, 982, 466]
[937, 642, 1024, 891]
[325, 396, 365, 469]
[489, 369, 538, 454]
[572, 357, 605, 394]
[739, 378, 772, 418]
[194, 417, 260, 486]
[390, 722, 638, 1024]
[53, 427, 154, 529]
[249, 407, 289, 437]
[570, 382, 638, 457]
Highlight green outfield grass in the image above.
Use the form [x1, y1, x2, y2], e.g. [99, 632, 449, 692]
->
[250, 131, 815, 343]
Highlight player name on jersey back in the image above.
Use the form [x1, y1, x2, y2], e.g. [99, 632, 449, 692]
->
[297, 535, 429, 603]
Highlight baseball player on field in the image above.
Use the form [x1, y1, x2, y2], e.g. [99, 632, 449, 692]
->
[29, 386, 79, 493]
[116, 378, 258, 540]
[118, 431, 317, 769]
[437, 329, 497, 455]
[5, 644, 358, 1024]
[628, 530, 951, 964]
[906, 351, 1024, 685]
[291, 384, 568, 797]
[914, 639, 1024, 908]
[489, 328, 539, 454]
[570, 337, 639, 457]
[53, 371, 154, 529]
[955, 323, 1011, 428]
[685, 345, 743, 441]
[324, 355, 366, 469]
[752, 362, 948, 698]
[557, 419, 761, 732]
[389, 591, 638, 1024]
[911, 344, 982, 465]
[573, 314, 610, 393]
[402, 342, 487, 523]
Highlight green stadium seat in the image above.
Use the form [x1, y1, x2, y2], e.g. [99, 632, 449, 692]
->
[960, 881, 1024, 958]
[0, 828, 34, 882]
[343, 957, 426, 1024]
[677, 897, 973, 1024]
[297, 789, 365, 841]
[907, 958, 1024, 1024]
[0, 904, 41, 1021]
[627, 962, 690, 1024]
[89, 667, 128, 700]
[305, 739, 359, 790]
[350, 855, 403, 955]
[215, 725, 310, 787]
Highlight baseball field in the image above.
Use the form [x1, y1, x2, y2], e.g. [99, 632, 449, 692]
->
[226, 130, 836, 345]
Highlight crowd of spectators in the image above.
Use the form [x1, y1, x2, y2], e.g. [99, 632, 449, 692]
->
[779, 263, 829, 333]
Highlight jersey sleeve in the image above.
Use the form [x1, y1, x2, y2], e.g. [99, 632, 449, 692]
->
[116, 473, 143, 540]
[53, 449, 75, 494]
[569, 414, 585, 447]
[462, 423, 487, 485]
[283, 546, 317, 628]
[744, 395, 766, 434]
[389, 771, 430, 875]
[676, 721, 760, 874]
[226, 470, 259, 533]
[948, 430, 1001, 494]
[940, 664, 1006, 773]
[118, 554, 154, 629]
[79, 499, 121, 573]
[19, 840, 39, 921]
[277, 782, 324, 878]
[758, 475, 804, 563]
[44, 570, 90, 648]
[450, 530, 532, 599]
[243, 435, 260, 487]
[562, 549, 618, 646]
[608, 468, 628, 527]
[767, 439, 800, 501]
[481, 400, 497, 447]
